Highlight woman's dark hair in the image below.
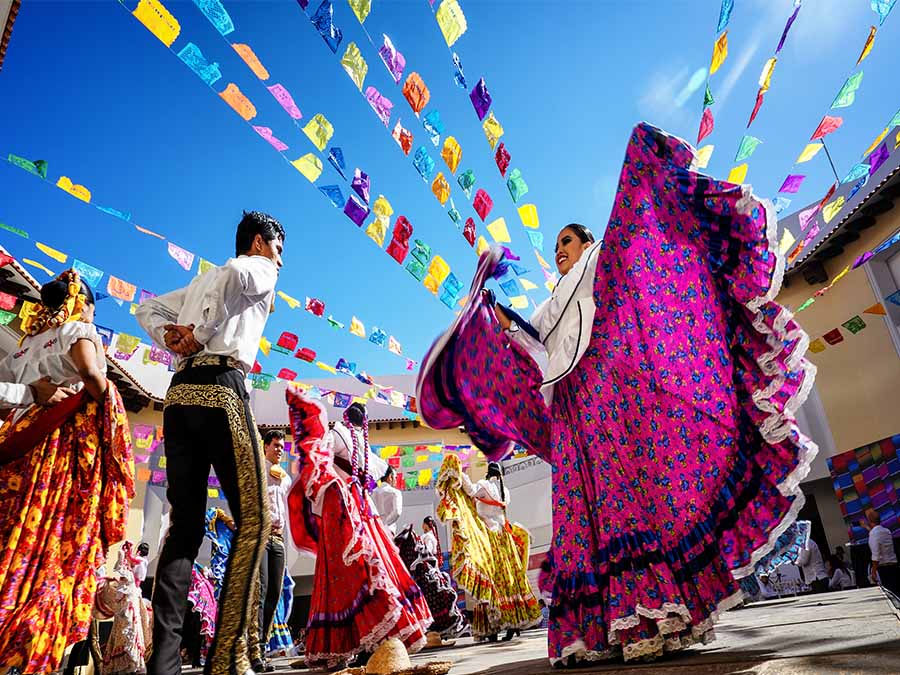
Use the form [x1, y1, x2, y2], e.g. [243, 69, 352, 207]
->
[828, 554, 848, 573]
[423, 515, 437, 530]
[487, 461, 506, 502]
[346, 402, 366, 427]
[40, 278, 94, 309]
[423, 516, 443, 565]
[563, 222, 595, 244]
[382, 466, 394, 481]
[235, 210, 286, 256]
[137, 542, 150, 556]
[264, 429, 285, 445]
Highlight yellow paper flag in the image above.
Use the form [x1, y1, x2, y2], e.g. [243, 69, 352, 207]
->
[857, 26, 877, 65]
[431, 172, 451, 205]
[365, 218, 387, 247]
[219, 83, 257, 121]
[418, 468, 433, 486]
[303, 114, 334, 151]
[424, 256, 451, 294]
[758, 57, 777, 94]
[796, 143, 823, 164]
[475, 236, 490, 256]
[259, 336, 271, 356]
[778, 229, 796, 255]
[316, 361, 337, 374]
[130, 303, 138, 315]
[19, 301, 38, 321]
[36, 242, 68, 263]
[277, 291, 302, 309]
[808, 338, 826, 354]
[340, 42, 368, 91]
[520, 278, 539, 291]
[727, 164, 748, 184]
[863, 128, 889, 158]
[509, 295, 528, 309]
[694, 145, 714, 169]
[482, 112, 504, 150]
[822, 196, 846, 223]
[373, 195, 393, 219]
[831, 265, 851, 286]
[380, 445, 399, 459]
[535, 251, 551, 270]
[22, 259, 54, 276]
[232, 43, 270, 80]
[292, 153, 323, 182]
[56, 176, 91, 203]
[132, 0, 181, 47]
[486, 217, 511, 243]
[348, 0, 371, 23]
[350, 316, 366, 338]
[544, 279, 556, 292]
[435, 0, 467, 47]
[710, 31, 728, 75]
[518, 204, 539, 229]
[441, 136, 462, 173]
[198, 258, 216, 275]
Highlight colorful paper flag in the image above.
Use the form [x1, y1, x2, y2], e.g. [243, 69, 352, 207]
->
[349, 316, 366, 337]
[232, 43, 269, 80]
[402, 72, 430, 114]
[694, 145, 714, 169]
[132, 0, 181, 47]
[831, 71, 864, 109]
[35, 242, 67, 263]
[56, 176, 91, 203]
[822, 197, 846, 224]
[727, 164, 748, 184]
[697, 107, 714, 144]
[340, 42, 368, 90]
[758, 57, 777, 94]
[710, 31, 728, 75]
[811, 115, 843, 141]
[716, 0, 734, 32]
[487, 217, 511, 243]
[506, 168, 529, 203]
[219, 83, 256, 121]
[857, 26, 877, 65]
[482, 112, 504, 150]
[167, 242, 195, 271]
[348, 0, 370, 23]
[822, 328, 844, 345]
[808, 338, 826, 354]
[253, 126, 288, 152]
[842, 315, 867, 334]
[178, 42, 222, 86]
[435, 0, 467, 47]
[796, 143, 823, 164]
[303, 113, 334, 151]
[267, 83, 303, 120]
[292, 153, 323, 182]
[441, 137, 462, 174]
[107, 276, 137, 302]
[778, 229, 796, 255]
[518, 204, 539, 229]
[779, 174, 805, 193]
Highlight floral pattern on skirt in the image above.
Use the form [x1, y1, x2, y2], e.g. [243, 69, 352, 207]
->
[0, 384, 134, 672]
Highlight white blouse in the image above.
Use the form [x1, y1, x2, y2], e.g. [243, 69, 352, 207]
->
[508, 241, 602, 403]
[0, 322, 105, 416]
[421, 530, 439, 557]
[329, 421, 389, 485]
[461, 473, 507, 533]
[371, 483, 402, 533]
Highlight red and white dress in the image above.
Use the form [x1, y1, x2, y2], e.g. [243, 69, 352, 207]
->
[285, 389, 432, 668]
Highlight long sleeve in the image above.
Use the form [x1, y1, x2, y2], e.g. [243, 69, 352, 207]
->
[0, 382, 32, 408]
[192, 259, 277, 345]
[135, 286, 188, 350]
[797, 545, 811, 567]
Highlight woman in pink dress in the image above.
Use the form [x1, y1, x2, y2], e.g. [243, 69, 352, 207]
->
[417, 123, 816, 666]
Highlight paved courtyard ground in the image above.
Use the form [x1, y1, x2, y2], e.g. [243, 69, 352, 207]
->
[270, 587, 900, 675]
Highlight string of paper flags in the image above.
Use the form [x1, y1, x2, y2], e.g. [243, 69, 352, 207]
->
[420, 0, 558, 297]
[806, 300, 894, 355]
[2, 153, 418, 368]
[117, 0, 470, 311]
[292, 0, 549, 306]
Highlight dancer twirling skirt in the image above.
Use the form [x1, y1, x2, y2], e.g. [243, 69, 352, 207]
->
[417, 123, 817, 665]
[435, 456, 541, 639]
[394, 525, 467, 639]
[285, 389, 432, 668]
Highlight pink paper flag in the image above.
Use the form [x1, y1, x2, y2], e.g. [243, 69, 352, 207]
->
[748, 90, 765, 127]
[365, 86, 394, 127]
[810, 115, 843, 141]
[267, 83, 302, 120]
[405, 358, 416, 371]
[168, 242, 195, 271]
[253, 126, 289, 151]
[697, 107, 714, 144]
[798, 205, 819, 232]
[778, 174, 805, 193]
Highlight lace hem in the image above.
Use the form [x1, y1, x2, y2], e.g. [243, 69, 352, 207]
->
[728, 191, 819, 579]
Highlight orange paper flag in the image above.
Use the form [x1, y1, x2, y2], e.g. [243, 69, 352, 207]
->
[863, 302, 887, 316]
[219, 83, 257, 121]
[232, 43, 270, 80]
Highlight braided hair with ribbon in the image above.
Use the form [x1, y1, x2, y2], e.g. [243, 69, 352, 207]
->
[19, 269, 95, 346]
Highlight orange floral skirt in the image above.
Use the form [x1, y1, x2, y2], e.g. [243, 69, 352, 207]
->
[0, 384, 134, 672]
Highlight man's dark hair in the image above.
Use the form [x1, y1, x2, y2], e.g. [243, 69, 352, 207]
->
[137, 542, 150, 556]
[264, 429, 285, 446]
[382, 466, 394, 481]
[235, 211, 285, 256]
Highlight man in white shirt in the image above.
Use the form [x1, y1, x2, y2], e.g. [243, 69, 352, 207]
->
[137, 211, 284, 675]
[249, 429, 291, 672]
[0, 376, 75, 408]
[797, 537, 829, 593]
[864, 509, 898, 596]
[371, 466, 403, 534]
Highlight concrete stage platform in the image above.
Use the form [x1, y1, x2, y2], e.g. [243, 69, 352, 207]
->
[272, 587, 900, 675]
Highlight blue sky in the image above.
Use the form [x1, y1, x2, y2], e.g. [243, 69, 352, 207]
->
[0, 0, 897, 382]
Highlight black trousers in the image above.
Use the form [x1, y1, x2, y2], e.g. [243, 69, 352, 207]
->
[148, 362, 269, 675]
[810, 578, 829, 594]
[878, 564, 900, 597]
[250, 534, 286, 661]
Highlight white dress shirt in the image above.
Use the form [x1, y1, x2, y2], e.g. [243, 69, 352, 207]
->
[869, 524, 897, 565]
[798, 538, 828, 582]
[421, 530, 439, 557]
[135, 255, 278, 374]
[266, 458, 291, 535]
[133, 558, 149, 583]
[0, 322, 105, 417]
[371, 482, 402, 533]
[829, 567, 851, 590]
[461, 473, 507, 533]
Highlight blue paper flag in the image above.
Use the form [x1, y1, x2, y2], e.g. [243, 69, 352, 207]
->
[440, 272, 463, 309]
[452, 52, 467, 89]
[423, 110, 445, 147]
[413, 146, 436, 181]
[96, 206, 133, 222]
[526, 230, 544, 251]
[716, 0, 734, 33]
[311, 0, 343, 53]
[72, 259, 104, 289]
[328, 146, 346, 179]
[177, 42, 222, 86]
[498, 277, 520, 297]
[369, 327, 388, 347]
[772, 197, 792, 214]
[319, 184, 345, 207]
[842, 162, 871, 184]
[872, 0, 897, 25]
[192, 0, 235, 36]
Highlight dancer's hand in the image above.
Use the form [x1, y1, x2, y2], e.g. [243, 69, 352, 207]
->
[164, 324, 203, 356]
[30, 376, 76, 406]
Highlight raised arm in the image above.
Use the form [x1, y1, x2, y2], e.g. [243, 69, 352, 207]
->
[70, 338, 107, 401]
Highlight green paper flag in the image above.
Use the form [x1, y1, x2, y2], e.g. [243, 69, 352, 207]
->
[7, 154, 48, 179]
[405, 473, 418, 489]
[734, 135, 762, 163]
[0, 310, 15, 325]
[831, 71, 864, 109]
[841, 315, 866, 334]
[0, 223, 29, 238]
[796, 298, 815, 312]
[327, 315, 345, 329]
[703, 83, 714, 107]
[401, 455, 415, 468]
